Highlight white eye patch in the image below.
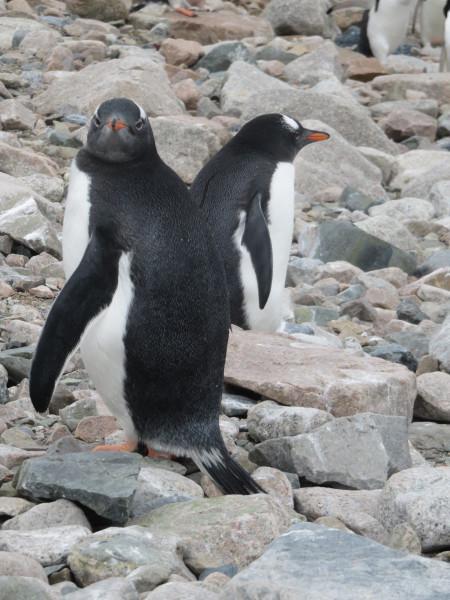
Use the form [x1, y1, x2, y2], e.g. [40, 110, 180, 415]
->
[134, 101, 147, 120]
[282, 114, 299, 131]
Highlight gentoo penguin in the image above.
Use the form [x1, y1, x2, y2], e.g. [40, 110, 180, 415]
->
[441, 0, 450, 70]
[357, 0, 417, 62]
[29, 97, 261, 495]
[414, 0, 446, 47]
[190, 114, 329, 333]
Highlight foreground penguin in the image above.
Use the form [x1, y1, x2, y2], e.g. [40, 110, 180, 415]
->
[357, 0, 417, 62]
[190, 114, 329, 332]
[29, 98, 261, 495]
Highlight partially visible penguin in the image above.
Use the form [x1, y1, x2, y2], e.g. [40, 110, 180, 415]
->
[415, 0, 446, 47]
[29, 97, 261, 495]
[190, 114, 329, 333]
[441, 0, 450, 70]
[357, 0, 417, 62]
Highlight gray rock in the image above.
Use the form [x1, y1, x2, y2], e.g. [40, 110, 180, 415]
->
[365, 343, 417, 372]
[197, 42, 254, 73]
[0, 577, 55, 600]
[223, 522, 450, 599]
[0, 174, 61, 257]
[378, 466, 450, 551]
[0, 525, 90, 566]
[2, 499, 91, 531]
[251, 466, 294, 509]
[415, 372, 450, 422]
[284, 41, 343, 86]
[339, 187, 383, 213]
[409, 422, 450, 465]
[221, 393, 257, 417]
[356, 215, 419, 255]
[221, 61, 291, 116]
[0, 551, 48, 581]
[68, 526, 189, 588]
[396, 298, 427, 324]
[429, 180, 450, 217]
[387, 331, 429, 361]
[370, 99, 440, 119]
[67, 578, 138, 600]
[0, 17, 52, 52]
[264, 0, 335, 37]
[372, 73, 450, 105]
[144, 581, 219, 599]
[0, 497, 33, 518]
[33, 56, 183, 118]
[388, 523, 422, 554]
[286, 257, 323, 286]
[150, 116, 223, 184]
[60, 397, 98, 431]
[0, 99, 35, 131]
[250, 413, 411, 490]
[240, 90, 397, 154]
[294, 487, 387, 542]
[134, 495, 294, 574]
[15, 452, 141, 524]
[247, 400, 333, 442]
[0, 364, 7, 405]
[369, 197, 435, 222]
[312, 221, 417, 274]
[131, 465, 203, 519]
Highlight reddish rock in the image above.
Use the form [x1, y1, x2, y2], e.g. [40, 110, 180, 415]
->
[380, 109, 437, 142]
[339, 49, 387, 82]
[173, 78, 201, 110]
[160, 38, 204, 67]
[166, 10, 274, 45]
[29, 285, 55, 299]
[74, 415, 119, 443]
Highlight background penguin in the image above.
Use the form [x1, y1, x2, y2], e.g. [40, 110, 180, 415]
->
[357, 0, 417, 62]
[29, 97, 261, 495]
[415, 0, 446, 47]
[190, 114, 329, 333]
[441, 0, 450, 70]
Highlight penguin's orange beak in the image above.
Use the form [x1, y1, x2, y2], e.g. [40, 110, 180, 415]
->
[106, 118, 128, 132]
[305, 131, 330, 143]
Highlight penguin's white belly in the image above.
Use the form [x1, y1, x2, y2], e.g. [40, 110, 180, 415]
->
[238, 162, 294, 332]
[62, 161, 92, 279]
[368, 1, 414, 62]
[421, 0, 446, 45]
[80, 252, 137, 440]
[443, 14, 450, 70]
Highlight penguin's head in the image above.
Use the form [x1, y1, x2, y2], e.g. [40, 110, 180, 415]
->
[234, 114, 329, 162]
[86, 98, 154, 163]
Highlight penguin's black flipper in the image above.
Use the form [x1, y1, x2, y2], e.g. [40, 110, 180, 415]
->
[242, 191, 273, 310]
[30, 227, 122, 413]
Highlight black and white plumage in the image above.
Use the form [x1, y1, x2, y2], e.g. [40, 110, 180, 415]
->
[190, 114, 329, 333]
[413, 0, 446, 47]
[441, 0, 450, 70]
[357, 0, 417, 62]
[30, 97, 261, 495]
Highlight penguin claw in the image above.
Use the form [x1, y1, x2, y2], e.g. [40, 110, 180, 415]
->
[175, 7, 196, 17]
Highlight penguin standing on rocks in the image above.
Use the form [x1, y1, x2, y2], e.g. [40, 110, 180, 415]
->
[413, 0, 446, 47]
[356, 0, 417, 62]
[29, 97, 261, 495]
[190, 114, 329, 333]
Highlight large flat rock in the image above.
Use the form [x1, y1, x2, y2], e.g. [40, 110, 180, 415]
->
[225, 329, 416, 418]
[15, 452, 141, 524]
[223, 523, 450, 599]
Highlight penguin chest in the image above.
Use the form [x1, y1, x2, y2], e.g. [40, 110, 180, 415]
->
[238, 162, 294, 332]
[62, 161, 91, 279]
[421, 0, 446, 45]
[368, 0, 414, 60]
[80, 252, 137, 440]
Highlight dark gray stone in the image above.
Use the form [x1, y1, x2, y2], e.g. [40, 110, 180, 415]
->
[409, 422, 450, 466]
[224, 523, 450, 599]
[341, 299, 377, 322]
[0, 576, 54, 600]
[294, 305, 340, 326]
[437, 114, 450, 139]
[396, 298, 427, 324]
[387, 331, 429, 360]
[335, 284, 365, 305]
[314, 221, 417, 274]
[415, 250, 450, 277]
[196, 42, 254, 72]
[339, 187, 384, 213]
[335, 26, 360, 48]
[365, 343, 418, 372]
[0, 365, 8, 405]
[0, 345, 32, 384]
[254, 46, 297, 64]
[286, 256, 323, 286]
[15, 452, 141, 524]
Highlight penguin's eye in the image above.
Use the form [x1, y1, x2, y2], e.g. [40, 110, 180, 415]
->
[135, 118, 145, 131]
[93, 115, 101, 127]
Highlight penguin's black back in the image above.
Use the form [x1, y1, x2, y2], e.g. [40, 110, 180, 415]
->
[76, 148, 230, 451]
[191, 140, 277, 328]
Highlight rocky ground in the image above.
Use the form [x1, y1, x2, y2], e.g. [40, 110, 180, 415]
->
[0, 0, 450, 598]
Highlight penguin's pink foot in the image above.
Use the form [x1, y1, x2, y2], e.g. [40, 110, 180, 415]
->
[92, 442, 136, 453]
[175, 7, 196, 16]
[146, 447, 175, 460]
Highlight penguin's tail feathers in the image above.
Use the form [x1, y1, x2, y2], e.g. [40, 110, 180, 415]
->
[192, 441, 264, 495]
